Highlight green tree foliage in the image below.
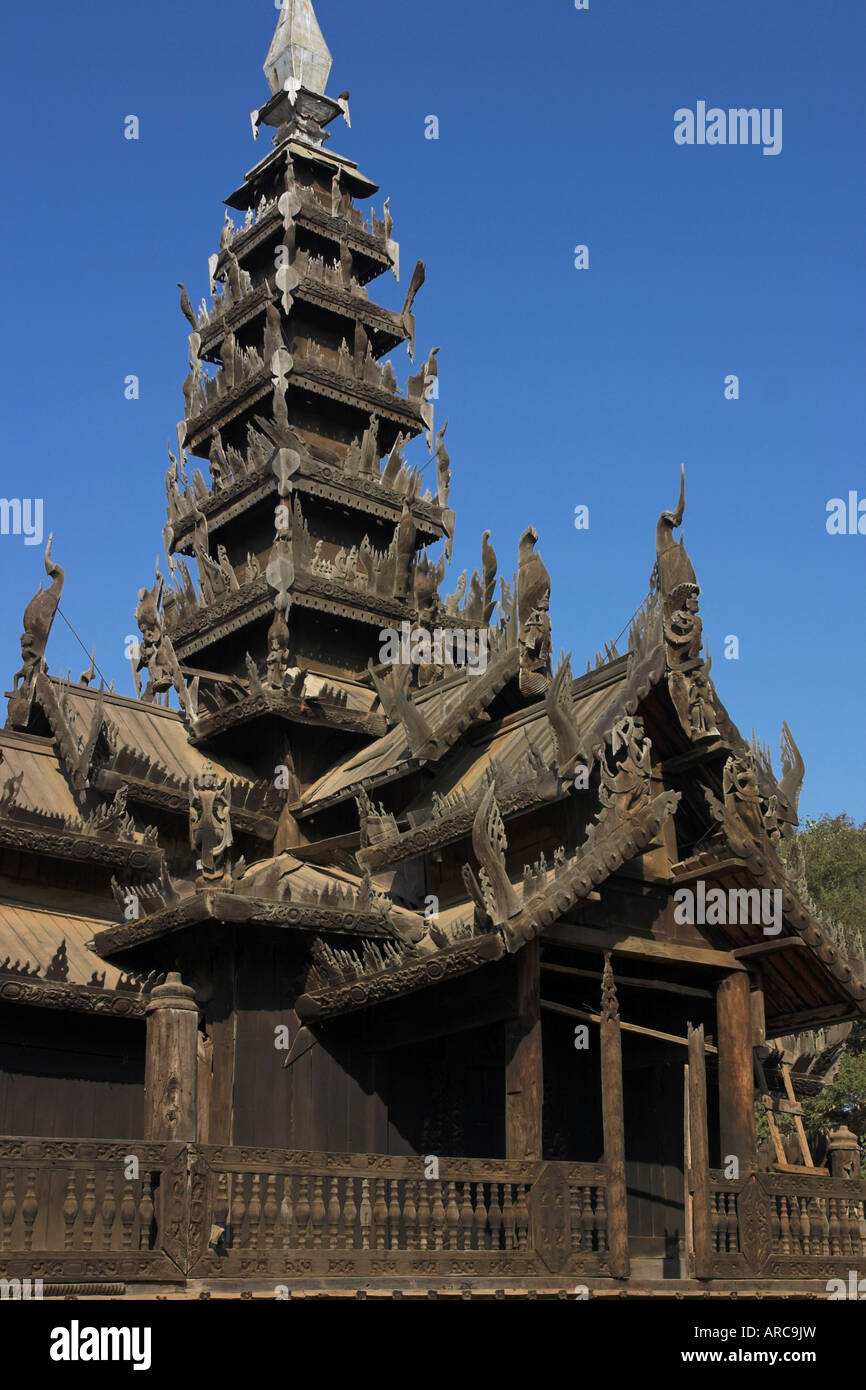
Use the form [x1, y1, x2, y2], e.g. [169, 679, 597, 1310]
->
[796, 813, 866, 943]
[794, 815, 866, 1171]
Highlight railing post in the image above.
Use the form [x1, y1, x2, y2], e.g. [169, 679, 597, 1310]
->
[504, 940, 543, 1160]
[599, 953, 629, 1279]
[144, 973, 199, 1142]
[828, 1126, 861, 1181]
[687, 1023, 712, 1279]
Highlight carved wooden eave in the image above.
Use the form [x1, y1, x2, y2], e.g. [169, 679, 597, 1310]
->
[0, 971, 149, 1019]
[185, 357, 421, 459]
[184, 365, 273, 453]
[702, 788, 866, 1017]
[356, 761, 562, 873]
[168, 572, 423, 661]
[501, 789, 682, 953]
[188, 688, 386, 746]
[0, 802, 162, 874]
[226, 142, 380, 212]
[295, 930, 505, 1023]
[93, 724, 283, 838]
[93, 890, 407, 958]
[289, 360, 425, 437]
[196, 277, 407, 366]
[169, 458, 445, 557]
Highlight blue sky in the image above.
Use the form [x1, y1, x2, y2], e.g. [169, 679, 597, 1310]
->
[1, 0, 863, 819]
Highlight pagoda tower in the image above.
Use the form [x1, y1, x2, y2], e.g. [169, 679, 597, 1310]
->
[147, 0, 470, 815]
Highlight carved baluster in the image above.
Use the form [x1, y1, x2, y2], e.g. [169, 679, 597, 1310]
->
[373, 1177, 387, 1251]
[213, 1172, 230, 1248]
[444, 1181, 459, 1251]
[798, 1196, 811, 1256]
[62, 1172, 78, 1250]
[342, 1176, 357, 1249]
[263, 1174, 279, 1250]
[101, 1171, 117, 1250]
[79, 1170, 97, 1251]
[230, 1173, 247, 1249]
[711, 1192, 721, 1253]
[841, 1197, 855, 1257]
[813, 1197, 829, 1256]
[474, 1182, 490, 1251]
[488, 1182, 503, 1251]
[416, 1180, 431, 1251]
[389, 1178, 402, 1250]
[501, 1183, 515, 1251]
[247, 1173, 262, 1251]
[828, 1196, 842, 1255]
[327, 1177, 341, 1249]
[1, 1169, 16, 1250]
[577, 1186, 591, 1252]
[120, 1179, 135, 1248]
[726, 1192, 738, 1252]
[788, 1190, 802, 1255]
[402, 1180, 417, 1251]
[429, 1180, 445, 1251]
[595, 1184, 608, 1252]
[359, 1177, 372, 1251]
[138, 1174, 154, 1251]
[311, 1176, 326, 1249]
[280, 1176, 293, 1249]
[295, 1175, 311, 1247]
[21, 1170, 38, 1252]
[459, 1180, 474, 1250]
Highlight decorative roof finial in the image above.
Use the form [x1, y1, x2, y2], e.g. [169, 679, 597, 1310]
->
[264, 0, 333, 98]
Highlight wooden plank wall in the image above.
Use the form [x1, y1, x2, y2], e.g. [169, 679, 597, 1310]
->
[0, 1004, 144, 1139]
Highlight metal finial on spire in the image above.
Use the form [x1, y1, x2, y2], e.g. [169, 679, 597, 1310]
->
[264, 0, 333, 98]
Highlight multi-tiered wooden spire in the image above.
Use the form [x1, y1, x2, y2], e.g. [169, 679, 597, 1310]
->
[145, 1, 462, 777]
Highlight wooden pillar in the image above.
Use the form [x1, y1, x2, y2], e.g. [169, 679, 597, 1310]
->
[504, 939, 542, 1160]
[687, 1023, 712, 1279]
[716, 970, 756, 1170]
[599, 952, 630, 1279]
[144, 972, 199, 1141]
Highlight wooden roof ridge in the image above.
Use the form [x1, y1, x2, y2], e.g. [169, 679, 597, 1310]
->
[298, 651, 518, 817]
[355, 733, 560, 873]
[93, 713, 284, 831]
[702, 785, 866, 1008]
[499, 787, 682, 953]
[297, 785, 682, 1025]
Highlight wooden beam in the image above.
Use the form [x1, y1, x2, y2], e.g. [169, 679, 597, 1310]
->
[766, 1003, 855, 1035]
[542, 923, 746, 971]
[541, 961, 713, 1000]
[599, 954, 629, 1279]
[716, 971, 756, 1170]
[671, 857, 749, 882]
[733, 937, 807, 960]
[540, 998, 718, 1052]
[504, 940, 543, 1161]
[687, 1023, 712, 1280]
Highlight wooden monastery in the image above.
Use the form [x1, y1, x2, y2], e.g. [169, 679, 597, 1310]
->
[1, 1, 864, 1298]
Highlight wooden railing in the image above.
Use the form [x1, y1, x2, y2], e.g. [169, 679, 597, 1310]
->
[186, 1148, 615, 1279]
[0, 1139, 188, 1284]
[694, 1169, 866, 1279]
[0, 1140, 616, 1283]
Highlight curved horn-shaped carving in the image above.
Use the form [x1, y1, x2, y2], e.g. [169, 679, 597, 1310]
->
[470, 781, 520, 925]
[779, 720, 805, 816]
[546, 652, 581, 773]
